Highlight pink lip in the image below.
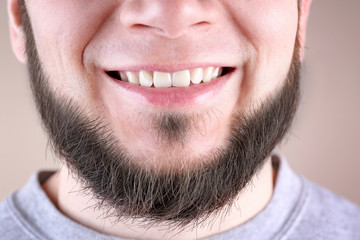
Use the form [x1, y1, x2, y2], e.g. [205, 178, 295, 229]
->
[104, 63, 225, 73]
[105, 69, 234, 108]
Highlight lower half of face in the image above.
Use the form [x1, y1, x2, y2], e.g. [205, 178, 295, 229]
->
[25, 29, 300, 225]
[20, 0, 300, 225]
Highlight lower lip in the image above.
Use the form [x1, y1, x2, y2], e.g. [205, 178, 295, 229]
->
[106, 71, 233, 108]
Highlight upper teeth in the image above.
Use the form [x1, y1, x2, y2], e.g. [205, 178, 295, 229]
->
[113, 67, 222, 88]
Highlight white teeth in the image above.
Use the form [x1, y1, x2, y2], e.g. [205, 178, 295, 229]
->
[190, 68, 203, 84]
[203, 67, 214, 82]
[139, 70, 153, 87]
[172, 70, 190, 87]
[116, 67, 224, 88]
[126, 71, 139, 85]
[120, 72, 128, 82]
[153, 71, 172, 88]
[217, 67, 223, 78]
[212, 67, 220, 80]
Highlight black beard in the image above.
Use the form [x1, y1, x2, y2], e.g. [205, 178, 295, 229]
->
[19, 0, 301, 228]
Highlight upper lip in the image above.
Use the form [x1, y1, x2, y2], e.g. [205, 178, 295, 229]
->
[101, 63, 236, 73]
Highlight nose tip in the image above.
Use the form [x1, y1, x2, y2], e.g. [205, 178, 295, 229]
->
[120, 0, 215, 38]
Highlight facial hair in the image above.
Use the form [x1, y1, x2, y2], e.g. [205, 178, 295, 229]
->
[19, 0, 301, 228]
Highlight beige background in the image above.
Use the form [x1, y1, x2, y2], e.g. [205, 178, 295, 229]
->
[1, 1, 359, 205]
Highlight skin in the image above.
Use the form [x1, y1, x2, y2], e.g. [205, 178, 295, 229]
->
[8, 0, 312, 239]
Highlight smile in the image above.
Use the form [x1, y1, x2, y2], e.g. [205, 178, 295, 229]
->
[104, 65, 236, 108]
[106, 67, 234, 88]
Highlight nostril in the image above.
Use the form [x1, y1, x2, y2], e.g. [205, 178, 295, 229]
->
[192, 21, 210, 27]
[132, 24, 150, 30]
[131, 23, 165, 34]
[120, 2, 216, 39]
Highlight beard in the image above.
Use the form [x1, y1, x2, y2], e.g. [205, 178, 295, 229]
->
[19, 0, 301, 228]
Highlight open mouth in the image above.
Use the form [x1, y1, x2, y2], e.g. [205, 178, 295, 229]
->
[106, 67, 234, 88]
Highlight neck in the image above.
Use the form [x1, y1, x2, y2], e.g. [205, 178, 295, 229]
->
[43, 159, 275, 240]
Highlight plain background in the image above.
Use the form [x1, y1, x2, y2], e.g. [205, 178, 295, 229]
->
[1, 1, 359, 205]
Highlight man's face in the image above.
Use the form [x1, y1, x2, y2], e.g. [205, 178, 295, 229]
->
[16, 0, 301, 226]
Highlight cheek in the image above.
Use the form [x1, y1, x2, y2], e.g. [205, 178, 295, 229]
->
[26, 1, 117, 96]
[232, 1, 298, 48]
[229, 1, 299, 102]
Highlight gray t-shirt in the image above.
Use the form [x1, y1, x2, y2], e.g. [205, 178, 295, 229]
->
[0, 155, 359, 240]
